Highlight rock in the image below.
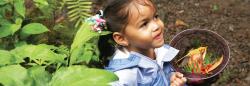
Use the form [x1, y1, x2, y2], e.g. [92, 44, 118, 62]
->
[245, 73, 250, 81]
[229, 25, 234, 31]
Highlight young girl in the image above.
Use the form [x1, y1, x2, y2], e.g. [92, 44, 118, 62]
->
[98, 0, 187, 85]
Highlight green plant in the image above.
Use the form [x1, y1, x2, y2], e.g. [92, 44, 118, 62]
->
[0, 0, 118, 86]
[0, 0, 50, 50]
[49, 66, 118, 86]
[70, 22, 111, 65]
[65, 0, 92, 27]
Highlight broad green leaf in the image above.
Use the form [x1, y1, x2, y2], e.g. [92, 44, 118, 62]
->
[0, 18, 22, 38]
[70, 23, 95, 64]
[0, 17, 10, 24]
[21, 23, 49, 35]
[0, 65, 29, 86]
[34, 0, 49, 5]
[57, 45, 70, 57]
[70, 23, 110, 52]
[0, 25, 12, 38]
[0, 0, 8, 5]
[0, 19, 11, 38]
[14, 0, 25, 18]
[71, 42, 97, 64]
[27, 66, 51, 86]
[49, 66, 118, 86]
[11, 18, 23, 34]
[14, 41, 27, 47]
[10, 24, 21, 35]
[70, 45, 84, 64]
[15, 18, 23, 25]
[11, 44, 66, 65]
[0, 50, 23, 66]
[33, 0, 53, 17]
[80, 41, 100, 64]
[0, 4, 12, 16]
[82, 43, 94, 63]
[10, 45, 35, 60]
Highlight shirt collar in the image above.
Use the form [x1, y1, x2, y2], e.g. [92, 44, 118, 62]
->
[106, 44, 179, 71]
[112, 44, 179, 61]
[155, 44, 179, 62]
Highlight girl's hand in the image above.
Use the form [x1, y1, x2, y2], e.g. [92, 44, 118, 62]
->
[170, 72, 187, 86]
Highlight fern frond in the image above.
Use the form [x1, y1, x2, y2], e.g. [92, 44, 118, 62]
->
[65, 0, 92, 28]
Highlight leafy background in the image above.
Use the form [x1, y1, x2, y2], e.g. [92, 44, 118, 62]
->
[0, 0, 117, 86]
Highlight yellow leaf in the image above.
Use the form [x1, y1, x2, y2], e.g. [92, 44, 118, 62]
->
[175, 19, 189, 27]
[186, 47, 207, 59]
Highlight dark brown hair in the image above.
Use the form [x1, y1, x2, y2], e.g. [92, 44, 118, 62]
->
[103, 0, 155, 33]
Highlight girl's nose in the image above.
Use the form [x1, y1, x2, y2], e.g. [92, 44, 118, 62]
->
[151, 21, 159, 31]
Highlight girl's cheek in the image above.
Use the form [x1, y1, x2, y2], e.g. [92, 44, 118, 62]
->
[157, 19, 165, 29]
[139, 28, 154, 40]
[141, 30, 153, 38]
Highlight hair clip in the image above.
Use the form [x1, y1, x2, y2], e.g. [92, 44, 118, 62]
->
[85, 10, 106, 33]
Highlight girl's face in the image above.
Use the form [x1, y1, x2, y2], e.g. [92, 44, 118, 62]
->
[123, 2, 165, 50]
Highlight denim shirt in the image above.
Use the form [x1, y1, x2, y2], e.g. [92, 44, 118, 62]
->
[106, 44, 179, 86]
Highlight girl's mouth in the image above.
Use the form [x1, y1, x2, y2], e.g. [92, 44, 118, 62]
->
[154, 32, 163, 40]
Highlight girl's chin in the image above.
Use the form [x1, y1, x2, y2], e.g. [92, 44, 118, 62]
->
[153, 40, 165, 48]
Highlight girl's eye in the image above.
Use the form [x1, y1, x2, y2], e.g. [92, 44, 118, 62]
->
[154, 14, 159, 20]
[140, 21, 148, 28]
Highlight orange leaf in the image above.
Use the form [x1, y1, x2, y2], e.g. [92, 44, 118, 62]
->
[207, 56, 223, 72]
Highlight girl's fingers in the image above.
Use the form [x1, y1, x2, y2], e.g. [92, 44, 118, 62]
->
[171, 72, 187, 86]
[170, 83, 175, 86]
[175, 78, 185, 86]
[171, 72, 184, 81]
[175, 82, 180, 86]
[175, 72, 184, 78]
[171, 81, 179, 86]
[170, 73, 176, 82]
[171, 84, 176, 86]
[171, 77, 183, 86]
[181, 77, 187, 82]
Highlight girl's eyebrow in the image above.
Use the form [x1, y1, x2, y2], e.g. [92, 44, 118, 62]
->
[137, 11, 156, 25]
[132, 2, 157, 26]
[139, 18, 150, 23]
[136, 17, 150, 27]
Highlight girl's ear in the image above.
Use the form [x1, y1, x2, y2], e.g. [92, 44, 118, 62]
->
[113, 32, 129, 46]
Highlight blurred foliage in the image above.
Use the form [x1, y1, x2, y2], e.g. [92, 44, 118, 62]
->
[0, 0, 116, 86]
